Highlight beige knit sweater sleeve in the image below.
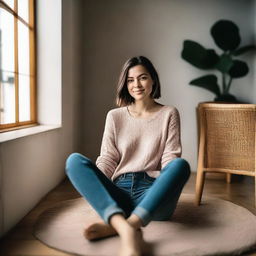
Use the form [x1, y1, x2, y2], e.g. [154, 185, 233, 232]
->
[95, 112, 120, 178]
[160, 107, 182, 168]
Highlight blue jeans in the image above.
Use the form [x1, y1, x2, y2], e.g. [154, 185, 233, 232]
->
[65, 153, 190, 226]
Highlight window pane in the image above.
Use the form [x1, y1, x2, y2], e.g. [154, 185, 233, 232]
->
[18, 74, 30, 121]
[18, 20, 29, 75]
[0, 8, 15, 72]
[18, 0, 29, 23]
[0, 71, 15, 124]
[2, 0, 14, 9]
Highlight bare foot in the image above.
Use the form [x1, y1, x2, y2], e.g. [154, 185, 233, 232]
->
[84, 222, 117, 240]
[84, 214, 143, 241]
[119, 228, 144, 256]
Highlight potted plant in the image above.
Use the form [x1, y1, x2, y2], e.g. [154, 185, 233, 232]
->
[181, 19, 255, 102]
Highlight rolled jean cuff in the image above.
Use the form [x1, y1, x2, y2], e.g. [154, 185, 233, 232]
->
[103, 204, 126, 224]
[132, 206, 151, 227]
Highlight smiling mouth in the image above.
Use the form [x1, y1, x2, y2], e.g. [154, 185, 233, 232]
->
[134, 90, 144, 93]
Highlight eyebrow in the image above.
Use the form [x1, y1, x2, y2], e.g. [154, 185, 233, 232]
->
[127, 73, 149, 79]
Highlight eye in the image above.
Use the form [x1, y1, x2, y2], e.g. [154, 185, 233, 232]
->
[140, 76, 148, 80]
[127, 79, 133, 84]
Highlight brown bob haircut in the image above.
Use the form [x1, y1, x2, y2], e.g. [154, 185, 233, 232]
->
[115, 56, 161, 107]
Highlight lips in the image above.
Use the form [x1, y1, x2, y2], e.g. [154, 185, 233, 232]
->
[134, 90, 144, 93]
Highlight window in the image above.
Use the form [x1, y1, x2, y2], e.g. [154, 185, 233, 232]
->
[0, 0, 36, 132]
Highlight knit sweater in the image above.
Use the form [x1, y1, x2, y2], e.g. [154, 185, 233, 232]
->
[96, 105, 182, 181]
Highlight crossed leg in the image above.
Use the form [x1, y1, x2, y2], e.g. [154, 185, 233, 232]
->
[81, 157, 190, 240]
[65, 153, 190, 256]
[65, 153, 145, 256]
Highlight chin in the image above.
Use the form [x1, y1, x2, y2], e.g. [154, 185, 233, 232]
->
[133, 96, 145, 100]
[130, 93, 151, 101]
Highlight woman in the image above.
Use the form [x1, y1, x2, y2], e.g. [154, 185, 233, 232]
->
[65, 56, 191, 256]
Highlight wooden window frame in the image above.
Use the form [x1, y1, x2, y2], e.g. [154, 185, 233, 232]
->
[0, 0, 37, 133]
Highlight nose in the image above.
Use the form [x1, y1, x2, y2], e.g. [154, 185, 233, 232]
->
[134, 78, 142, 88]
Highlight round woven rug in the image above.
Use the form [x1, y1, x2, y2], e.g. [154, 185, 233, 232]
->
[33, 194, 256, 256]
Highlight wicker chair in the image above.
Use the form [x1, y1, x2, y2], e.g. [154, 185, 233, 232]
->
[195, 103, 256, 206]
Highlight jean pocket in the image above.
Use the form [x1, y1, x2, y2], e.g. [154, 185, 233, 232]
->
[114, 174, 132, 185]
[113, 174, 125, 183]
[114, 178, 132, 193]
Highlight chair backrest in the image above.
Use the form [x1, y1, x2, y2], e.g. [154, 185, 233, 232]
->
[198, 103, 256, 173]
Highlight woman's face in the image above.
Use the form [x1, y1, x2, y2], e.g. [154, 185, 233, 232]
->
[127, 65, 154, 102]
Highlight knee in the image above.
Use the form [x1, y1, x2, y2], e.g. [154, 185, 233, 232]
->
[65, 153, 92, 175]
[170, 158, 191, 181]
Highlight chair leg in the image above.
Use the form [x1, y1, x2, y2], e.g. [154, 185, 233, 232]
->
[195, 169, 206, 206]
[226, 173, 231, 184]
[255, 175, 256, 208]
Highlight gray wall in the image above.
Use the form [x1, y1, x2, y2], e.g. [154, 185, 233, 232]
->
[0, 0, 82, 237]
[79, 0, 256, 171]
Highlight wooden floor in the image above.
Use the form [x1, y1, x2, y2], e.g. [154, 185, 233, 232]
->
[0, 172, 256, 256]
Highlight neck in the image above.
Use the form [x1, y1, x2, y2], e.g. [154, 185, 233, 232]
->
[130, 99, 157, 112]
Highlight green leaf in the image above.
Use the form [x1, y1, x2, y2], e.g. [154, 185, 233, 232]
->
[215, 54, 233, 73]
[189, 75, 221, 96]
[214, 94, 238, 102]
[228, 60, 249, 78]
[211, 20, 241, 51]
[232, 45, 256, 56]
[181, 40, 219, 70]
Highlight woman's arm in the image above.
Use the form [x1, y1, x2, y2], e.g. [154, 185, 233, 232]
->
[96, 111, 120, 179]
[161, 107, 182, 169]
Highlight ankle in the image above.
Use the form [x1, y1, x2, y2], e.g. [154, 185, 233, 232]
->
[127, 214, 143, 229]
[110, 214, 135, 235]
[119, 223, 136, 237]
